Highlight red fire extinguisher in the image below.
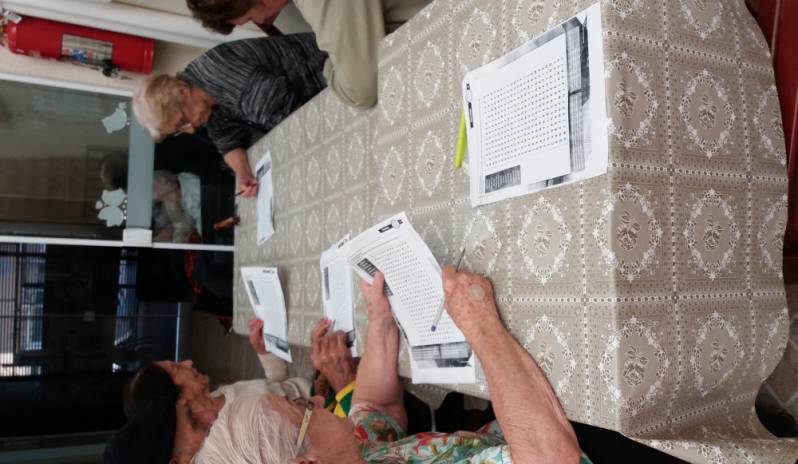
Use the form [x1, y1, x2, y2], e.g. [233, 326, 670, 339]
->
[5, 16, 154, 75]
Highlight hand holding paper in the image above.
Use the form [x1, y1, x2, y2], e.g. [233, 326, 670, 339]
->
[247, 317, 268, 355]
[320, 236, 357, 355]
[341, 212, 475, 384]
[240, 266, 292, 362]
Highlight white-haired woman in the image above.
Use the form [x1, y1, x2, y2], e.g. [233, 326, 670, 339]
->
[194, 271, 594, 463]
[121, 270, 593, 463]
[133, 33, 327, 197]
[110, 316, 356, 464]
[261, 270, 593, 463]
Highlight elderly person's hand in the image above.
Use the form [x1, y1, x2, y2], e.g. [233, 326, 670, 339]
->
[310, 318, 356, 392]
[238, 172, 259, 198]
[359, 272, 393, 322]
[171, 403, 208, 464]
[442, 266, 501, 340]
[248, 317, 268, 355]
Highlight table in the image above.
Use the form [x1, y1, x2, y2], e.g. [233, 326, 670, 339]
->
[234, 0, 798, 462]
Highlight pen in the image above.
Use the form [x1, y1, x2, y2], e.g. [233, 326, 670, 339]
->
[454, 110, 467, 169]
[430, 247, 466, 332]
[465, 83, 474, 128]
[228, 189, 246, 199]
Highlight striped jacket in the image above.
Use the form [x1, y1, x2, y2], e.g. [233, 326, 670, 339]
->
[182, 33, 328, 155]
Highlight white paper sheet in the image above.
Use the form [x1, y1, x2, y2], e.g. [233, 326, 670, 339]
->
[320, 235, 358, 357]
[463, 3, 608, 206]
[341, 212, 475, 384]
[240, 266, 292, 362]
[256, 152, 275, 245]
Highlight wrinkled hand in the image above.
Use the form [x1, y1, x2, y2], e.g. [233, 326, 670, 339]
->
[310, 318, 356, 392]
[171, 403, 208, 464]
[313, 370, 332, 400]
[248, 317, 268, 355]
[442, 266, 501, 341]
[238, 173, 259, 198]
[358, 272, 392, 322]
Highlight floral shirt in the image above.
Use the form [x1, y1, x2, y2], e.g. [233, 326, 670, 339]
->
[350, 404, 593, 463]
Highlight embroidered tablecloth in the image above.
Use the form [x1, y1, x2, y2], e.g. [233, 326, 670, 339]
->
[234, 0, 798, 461]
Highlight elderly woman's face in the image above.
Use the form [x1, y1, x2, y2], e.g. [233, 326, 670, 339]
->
[156, 359, 209, 393]
[166, 86, 213, 136]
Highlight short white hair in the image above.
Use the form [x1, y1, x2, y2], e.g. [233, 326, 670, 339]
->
[191, 395, 302, 464]
[132, 74, 189, 142]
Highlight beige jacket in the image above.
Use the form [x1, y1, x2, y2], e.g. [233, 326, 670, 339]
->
[293, 0, 432, 107]
[211, 353, 311, 403]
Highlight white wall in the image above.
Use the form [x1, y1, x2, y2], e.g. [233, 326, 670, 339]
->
[0, 41, 204, 93]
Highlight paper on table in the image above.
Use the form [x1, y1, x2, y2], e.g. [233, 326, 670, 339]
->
[256, 152, 275, 245]
[341, 212, 475, 384]
[463, 3, 608, 206]
[319, 235, 358, 357]
[240, 266, 292, 363]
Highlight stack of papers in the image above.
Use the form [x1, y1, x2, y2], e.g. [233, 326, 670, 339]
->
[341, 212, 475, 384]
[319, 236, 358, 356]
[240, 266, 292, 362]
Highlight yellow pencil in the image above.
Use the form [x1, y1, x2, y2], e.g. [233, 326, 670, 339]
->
[454, 110, 467, 169]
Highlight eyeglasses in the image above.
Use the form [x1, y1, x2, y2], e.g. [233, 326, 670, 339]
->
[294, 400, 314, 449]
[172, 104, 194, 137]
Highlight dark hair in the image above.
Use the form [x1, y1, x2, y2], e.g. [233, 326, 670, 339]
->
[104, 397, 176, 464]
[123, 362, 179, 419]
[186, 0, 256, 35]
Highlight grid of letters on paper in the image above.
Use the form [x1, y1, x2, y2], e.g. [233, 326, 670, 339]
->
[480, 55, 569, 172]
[368, 241, 452, 345]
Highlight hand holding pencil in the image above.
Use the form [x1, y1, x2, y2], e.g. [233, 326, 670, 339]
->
[431, 247, 466, 332]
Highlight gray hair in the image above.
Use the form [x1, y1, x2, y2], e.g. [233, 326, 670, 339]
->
[132, 74, 189, 142]
[191, 395, 303, 464]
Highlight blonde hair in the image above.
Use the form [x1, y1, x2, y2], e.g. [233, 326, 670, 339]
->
[132, 74, 189, 141]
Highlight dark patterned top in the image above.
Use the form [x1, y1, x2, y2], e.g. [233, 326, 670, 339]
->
[181, 33, 328, 156]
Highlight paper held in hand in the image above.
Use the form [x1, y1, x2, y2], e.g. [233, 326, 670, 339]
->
[240, 266, 292, 363]
[320, 235, 358, 357]
[462, 2, 608, 206]
[256, 151, 275, 245]
[341, 212, 475, 384]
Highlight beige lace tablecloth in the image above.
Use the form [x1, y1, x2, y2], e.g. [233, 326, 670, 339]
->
[234, 0, 798, 461]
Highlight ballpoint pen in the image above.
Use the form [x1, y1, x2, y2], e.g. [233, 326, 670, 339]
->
[430, 246, 466, 332]
[228, 189, 246, 199]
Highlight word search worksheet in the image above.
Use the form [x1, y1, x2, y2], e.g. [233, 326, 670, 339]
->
[342, 212, 475, 384]
[320, 235, 358, 356]
[241, 266, 292, 362]
[463, 2, 608, 206]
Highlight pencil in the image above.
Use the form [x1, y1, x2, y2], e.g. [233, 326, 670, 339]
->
[454, 111, 467, 169]
[430, 247, 467, 332]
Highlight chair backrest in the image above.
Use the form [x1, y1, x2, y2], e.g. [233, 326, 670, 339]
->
[748, 0, 798, 249]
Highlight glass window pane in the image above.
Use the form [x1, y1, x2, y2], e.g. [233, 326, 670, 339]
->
[151, 130, 235, 245]
[0, 79, 133, 240]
